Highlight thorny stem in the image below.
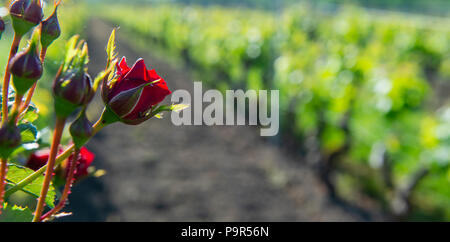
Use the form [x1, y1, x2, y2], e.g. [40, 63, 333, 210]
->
[40, 148, 80, 221]
[1, 34, 22, 126]
[4, 116, 106, 202]
[0, 93, 22, 213]
[0, 32, 24, 212]
[19, 47, 47, 116]
[32, 117, 67, 222]
[0, 158, 7, 212]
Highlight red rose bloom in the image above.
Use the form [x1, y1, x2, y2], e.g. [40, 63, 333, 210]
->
[26, 150, 49, 171]
[102, 57, 171, 125]
[26, 147, 94, 180]
[66, 147, 95, 179]
[26, 148, 63, 171]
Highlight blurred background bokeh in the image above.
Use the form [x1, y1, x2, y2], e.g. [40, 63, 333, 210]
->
[1, 0, 449, 221]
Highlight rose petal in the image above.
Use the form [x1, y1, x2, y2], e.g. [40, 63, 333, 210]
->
[117, 56, 130, 76]
[80, 147, 95, 163]
[124, 78, 171, 120]
[124, 58, 148, 81]
[148, 69, 160, 80]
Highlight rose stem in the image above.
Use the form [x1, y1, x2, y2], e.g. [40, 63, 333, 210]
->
[1, 34, 22, 126]
[32, 117, 67, 222]
[0, 158, 7, 212]
[19, 47, 47, 115]
[4, 115, 106, 200]
[40, 148, 80, 221]
[0, 94, 23, 213]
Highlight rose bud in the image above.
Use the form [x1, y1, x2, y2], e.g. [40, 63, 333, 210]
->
[53, 40, 92, 118]
[0, 124, 21, 158]
[53, 70, 92, 117]
[0, 17, 5, 39]
[9, 34, 43, 95]
[9, 0, 43, 36]
[102, 57, 171, 125]
[69, 112, 93, 149]
[53, 71, 92, 106]
[40, 1, 61, 48]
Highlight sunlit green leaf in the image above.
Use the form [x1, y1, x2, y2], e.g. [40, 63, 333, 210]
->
[18, 123, 38, 144]
[6, 164, 56, 208]
[0, 203, 33, 222]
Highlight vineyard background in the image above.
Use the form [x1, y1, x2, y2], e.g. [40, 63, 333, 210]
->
[1, 0, 449, 221]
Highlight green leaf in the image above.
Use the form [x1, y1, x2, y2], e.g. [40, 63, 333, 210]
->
[170, 104, 190, 112]
[93, 60, 116, 92]
[6, 164, 56, 208]
[20, 105, 39, 123]
[18, 123, 38, 144]
[106, 28, 118, 65]
[0, 203, 33, 222]
[151, 104, 190, 116]
[63, 35, 80, 72]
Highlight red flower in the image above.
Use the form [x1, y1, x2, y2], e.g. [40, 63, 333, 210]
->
[26, 148, 63, 171]
[66, 147, 95, 179]
[26, 147, 94, 180]
[102, 57, 171, 125]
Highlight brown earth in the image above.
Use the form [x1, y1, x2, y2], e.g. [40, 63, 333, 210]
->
[60, 19, 379, 222]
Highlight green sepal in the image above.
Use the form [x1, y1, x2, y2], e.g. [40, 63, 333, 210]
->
[10, 15, 36, 37]
[100, 106, 121, 126]
[0, 147, 16, 159]
[70, 111, 93, 149]
[40, 2, 61, 49]
[11, 76, 37, 96]
[0, 125, 21, 159]
[54, 95, 80, 118]
[71, 130, 90, 149]
[151, 103, 189, 116]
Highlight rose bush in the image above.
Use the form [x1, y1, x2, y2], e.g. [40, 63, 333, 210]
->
[0, 0, 185, 222]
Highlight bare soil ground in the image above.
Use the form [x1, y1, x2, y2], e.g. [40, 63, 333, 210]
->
[61, 19, 377, 221]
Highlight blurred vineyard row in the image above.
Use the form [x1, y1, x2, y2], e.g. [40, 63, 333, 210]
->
[100, 3, 450, 220]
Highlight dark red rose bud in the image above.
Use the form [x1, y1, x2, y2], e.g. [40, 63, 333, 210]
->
[40, 2, 61, 48]
[102, 57, 171, 125]
[69, 112, 93, 149]
[53, 71, 93, 117]
[53, 71, 91, 105]
[0, 18, 5, 39]
[53, 39, 91, 118]
[10, 0, 43, 36]
[9, 38, 43, 95]
[63, 147, 94, 180]
[82, 74, 94, 105]
[0, 124, 21, 158]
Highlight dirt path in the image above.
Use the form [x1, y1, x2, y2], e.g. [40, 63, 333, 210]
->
[61, 19, 373, 221]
